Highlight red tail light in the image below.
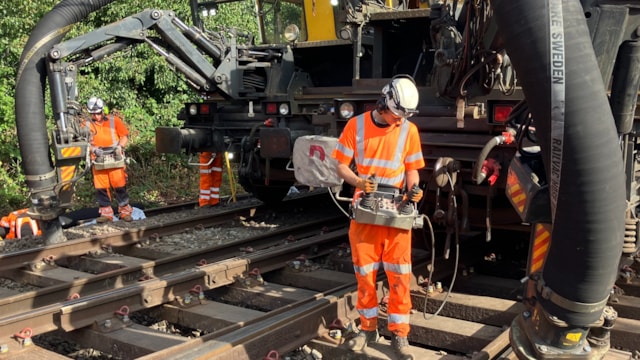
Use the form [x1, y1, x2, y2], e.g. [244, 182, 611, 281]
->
[493, 105, 513, 123]
[265, 103, 278, 115]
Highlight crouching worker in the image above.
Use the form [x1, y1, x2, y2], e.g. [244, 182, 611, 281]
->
[0, 209, 42, 240]
[86, 96, 134, 222]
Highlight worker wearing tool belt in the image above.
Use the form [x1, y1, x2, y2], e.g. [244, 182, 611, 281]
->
[86, 96, 133, 222]
[332, 75, 425, 359]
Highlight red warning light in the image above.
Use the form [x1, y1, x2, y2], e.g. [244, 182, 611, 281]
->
[493, 105, 513, 123]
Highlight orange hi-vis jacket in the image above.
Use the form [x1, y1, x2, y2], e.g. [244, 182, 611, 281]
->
[332, 111, 425, 187]
[88, 114, 129, 151]
[0, 209, 41, 240]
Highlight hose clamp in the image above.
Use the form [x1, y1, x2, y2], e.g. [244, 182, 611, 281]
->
[537, 277, 608, 313]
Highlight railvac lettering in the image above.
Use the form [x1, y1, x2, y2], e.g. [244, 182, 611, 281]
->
[550, 138, 562, 202]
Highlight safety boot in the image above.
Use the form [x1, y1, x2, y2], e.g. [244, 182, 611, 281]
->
[97, 206, 114, 223]
[346, 329, 379, 352]
[96, 215, 112, 223]
[118, 204, 133, 222]
[391, 333, 414, 360]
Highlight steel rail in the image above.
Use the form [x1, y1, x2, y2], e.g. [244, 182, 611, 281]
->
[0, 222, 348, 352]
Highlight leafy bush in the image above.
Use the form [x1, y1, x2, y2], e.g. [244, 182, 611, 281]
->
[0, 1, 257, 215]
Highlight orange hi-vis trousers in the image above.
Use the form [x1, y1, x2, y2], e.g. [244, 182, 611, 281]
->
[349, 220, 413, 337]
[199, 152, 223, 207]
[92, 166, 129, 207]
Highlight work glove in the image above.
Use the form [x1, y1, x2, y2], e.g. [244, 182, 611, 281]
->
[407, 185, 423, 203]
[93, 148, 104, 157]
[355, 176, 377, 193]
[114, 145, 124, 160]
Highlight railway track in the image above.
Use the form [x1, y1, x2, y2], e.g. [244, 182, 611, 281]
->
[0, 191, 638, 360]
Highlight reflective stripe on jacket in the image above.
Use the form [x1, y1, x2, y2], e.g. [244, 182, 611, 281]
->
[89, 114, 129, 149]
[0, 209, 41, 239]
[332, 111, 425, 188]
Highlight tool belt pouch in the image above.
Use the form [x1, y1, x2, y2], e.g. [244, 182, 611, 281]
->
[352, 190, 418, 230]
[93, 153, 125, 170]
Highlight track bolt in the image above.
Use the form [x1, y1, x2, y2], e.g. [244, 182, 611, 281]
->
[249, 268, 264, 284]
[311, 348, 323, 359]
[329, 329, 342, 339]
[103, 320, 112, 329]
[190, 285, 205, 300]
[14, 328, 33, 347]
[115, 305, 130, 322]
[302, 345, 312, 355]
[0, 344, 7, 353]
[436, 282, 443, 293]
[184, 294, 192, 305]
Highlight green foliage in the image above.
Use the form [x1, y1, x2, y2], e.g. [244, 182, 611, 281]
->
[0, 0, 261, 215]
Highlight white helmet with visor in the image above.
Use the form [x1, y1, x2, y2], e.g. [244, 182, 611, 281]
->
[382, 75, 419, 119]
[87, 97, 104, 114]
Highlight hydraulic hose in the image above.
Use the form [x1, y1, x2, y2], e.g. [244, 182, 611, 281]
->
[492, 0, 625, 327]
[16, 0, 114, 191]
[15, 0, 115, 242]
[472, 132, 513, 185]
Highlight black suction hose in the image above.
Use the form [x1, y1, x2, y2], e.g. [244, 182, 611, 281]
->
[492, 0, 625, 326]
[16, 0, 114, 191]
[15, 0, 115, 242]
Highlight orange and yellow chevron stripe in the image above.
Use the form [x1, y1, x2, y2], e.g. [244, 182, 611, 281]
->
[530, 223, 551, 274]
[507, 170, 526, 214]
[60, 146, 82, 158]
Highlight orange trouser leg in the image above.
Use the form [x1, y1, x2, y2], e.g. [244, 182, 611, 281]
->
[209, 155, 223, 206]
[199, 152, 213, 207]
[93, 167, 128, 207]
[349, 220, 412, 336]
[382, 227, 413, 337]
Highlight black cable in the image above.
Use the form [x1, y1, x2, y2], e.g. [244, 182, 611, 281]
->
[422, 173, 460, 320]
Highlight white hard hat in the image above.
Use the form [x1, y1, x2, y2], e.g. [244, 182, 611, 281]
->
[382, 75, 419, 118]
[87, 97, 104, 114]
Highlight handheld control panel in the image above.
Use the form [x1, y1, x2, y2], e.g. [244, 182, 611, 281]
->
[352, 187, 422, 230]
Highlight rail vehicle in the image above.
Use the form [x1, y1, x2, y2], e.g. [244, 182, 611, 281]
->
[14, 0, 640, 358]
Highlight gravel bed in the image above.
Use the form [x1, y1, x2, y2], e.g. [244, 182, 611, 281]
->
[1, 188, 348, 359]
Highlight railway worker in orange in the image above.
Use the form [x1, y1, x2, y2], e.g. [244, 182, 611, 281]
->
[0, 208, 41, 240]
[332, 75, 424, 359]
[86, 96, 134, 222]
[198, 151, 223, 207]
